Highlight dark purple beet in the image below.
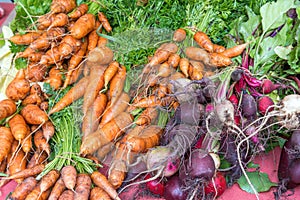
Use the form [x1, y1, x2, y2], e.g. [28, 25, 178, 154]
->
[288, 159, 300, 188]
[164, 176, 187, 200]
[174, 100, 200, 125]
[241, 93, 257, 119]
[231, 69, 244, 82]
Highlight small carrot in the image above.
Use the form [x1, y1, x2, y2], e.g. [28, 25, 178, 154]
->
[8, 114, 29, 142]
[96, 143, 114, 161]
[9, 32, 41, 45]
[11, 177, 38, 200]
[50, 0, 76, 14]
[135, 107, 158, 126]
[173, 28, 186, 42]
[40, 170, 60, 193]
[0, 99, 16, 120]
[97, 36, 108, 47]
[189, 60, 205, 80]
[213, 44, 226, 53]
[209, 52, 233, 67]
[169, 71, 186, 80]
[91, 171, 121, 200]
[69, 3, 88, 19]
[25, 64, 47, 82]
[28, 32, 50, 50]
[74, 174, 92, 200]
[87, 30, 99, 53]
[193, 31, 214, 52]
[0, 158, 7, 173]
[103, 61, 119, 89]
[42, 120, 55, 142]
[48, 13, 68, 29]
[61, 165, 77, 191]
[58, 190, 74, 200]
[220, 43, 248, 58]
[167, 53, 181, 68]
[185, 46, 210, 64]
[5, 163, 45, 181]
[21, 104, 48, 125]
[6, 69, 30, 101]
[21, 133, 32, 155]
[133, 95, 161, 108]
[108, 161, 126, 189]
[33, 128, 50, 155]
[0, 127, 14, 163]
[48, 177, 66, 200]
[49, 76, 90, 114]
[108, 65, 127, 105]
[90, 187, 111, 200]
[25, 183, 50, 200]
[148, 50, 171, 67]
[98, 12, 112, 33]
[27, 152, 47, 169]
[70, 13, 96, 39]
[179, 57, 190, 78]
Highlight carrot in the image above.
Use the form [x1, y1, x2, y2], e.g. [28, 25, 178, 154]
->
[81, 112, 133, 155]
[82, 65, 105, 114]
[0, 99, 16, 120]
[90, 187, 111, 200]
[91, 171, 121, 200]
[6, 69, 30, 101]
[61, 165, 77, 191]
[45, 67, 63, 90]
[135, 107, 158, 125]
[21, 104, 48, 125]
[87, 30, 99, 53]
[27, 52, 44, 62]
[21, 133, 32, 154]
[37, 14, 56, 30]
[147, 73, 159, 87]
[108, 161, 126, 189]
[58, 190, 74, 200]
[28, 32, 50, 50]
[167, 53, 180, 68]
[5, 164, 45, 181]
[48, 13, 68, 29]
[57, 35, 82, 58]
[42, 121, 55, 142]
[8, 114, 29, 142]
[157, 83, 169, 98]
[103, 61, 119, 89]
[157, 62, 172, 77]
[213, 44, 226, 53]
[209, 52, 233, 67]
[74, 174, 92, 200]
[25, 64, 47, 82]
[39, 47, 60, 65]
[10, 32, 41, 45]
[148, 50, 171, 67]
[27, 152, 47, 169]
[99, 92, 130, 127]
[98, 12, 112, 32]
[179, 57, 189, 78]
[189, 60, 205, 80]
[40, 102, 49, 112]
[156, 43, 178, 54]
[33, 128, 50, 155]
[40, 170, 60, 192]
[48, 177, 66, 200]
[25, 183, 50, 200]
[193, 31, 214, 52]
[108, 65, 126, 105]
[133, 95, 161, 108]
[185, 46, 210, 64]
[0, 158, 7, 173]
[49, 76, 90, 114]
[11, 177, 38, 200]
[220, 43, 248, 58]
[96, 143, 114, 161]
[69, 65, 84, 85]
[63, 37, 88, 88]
[70, 13, 96, 39]
[97, 36, 108, 47]
[69, 4, 88, 19]
[173, 28, 186, 42]
[50, 0, 76, 14]
[87, 46, 114, 65]
[0, 127, 14, 163]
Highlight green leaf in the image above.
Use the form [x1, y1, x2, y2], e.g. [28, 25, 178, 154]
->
[237, 171, 277, 193]
[274, 45, 293, 60]
[260, 0, 295, 32]
[14, 58, 27, 70]
[247, 162, 260, 169]
[239, 6, 261, 40]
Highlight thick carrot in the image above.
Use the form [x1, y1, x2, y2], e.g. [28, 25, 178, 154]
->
[58, 190, 74, 200]
[24, 183, 50, 200]
[80, 112, 133, 155]
[40, 170, 60, 192]
[213, 44, 226, 53]
[185, 46, 210, 64]
[70, 13, 96, 39]
[42, 120, 55, 142]
[69, 4, 88, 19]
[27, 152, 47, 169]
[33, 128, 50, 155]
[0, 99, 16, 120]
[179, 57, 189, 78]
[148, 50, 171, 67]
[0, 158, 7, 173]
[108, 65, 126, 105]
[21, 133, 32, 154]
[91, 171, 121, 200]
[108, 161, 126, 189]
[82, 93, 107, 138]
[98, 12, 112, 33]
[50, 0, 76, 14]
[90, 187, 111, 200]
[61, 165, 77, 190]
[21, 104, 48, 125]
[193, 31, 214, 52]
[189, 60, 204, 80]
[220, 43, 248, 58]
[48, 13, 68, 28]
[49, 76, 90, 114]
[0, 127, 14, 163]
[37, 13, 55, 30]
[97, 36, 108, 47]
[82, 65, 105, 114]
[169, 71, 185, 80]
[135, 107, 158, 125]
[11, 177, 38, 200]
[167, 53, 180, 68]
[9, 32, 41, 45]
[96, 143, 114, 161]
[173, 28, 186, 42]
[87, 46, 114, 65]
[5, 164, 45, 180]
[209, 52, 232, 67]
[25, 64, 47, 82]
[157, 62, 172, 77]
[6, 69, 30, 101]
[48, 177, 66, 200]
[8, 114, 29, 142]
[57, 35, 82, 58]
[133, 95, 161, 108]
[87, 30, 99, 53]
[74, 174, 92, 200]
[27, 52, 44, 62]
[99, 92, 130, 127]
[103, 61, 119, 89]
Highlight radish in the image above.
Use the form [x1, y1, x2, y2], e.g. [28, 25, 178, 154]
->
[257, 96, 274, 115]
[145, 174, 165, 196]
[204, 172, 227, 198]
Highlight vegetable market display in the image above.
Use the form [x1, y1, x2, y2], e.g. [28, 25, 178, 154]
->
[0, 0, 299, 199]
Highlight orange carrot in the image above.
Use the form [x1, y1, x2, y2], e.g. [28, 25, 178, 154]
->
[173, 28, 186, 42]
[189, 64, 203, 80]
[103, 61, 119, 88]
[157, 62, 172, 77]
[11, 177, 38, 200]
[61, 165, 77, 190]
[87, 30, 99, 53]
[82, 93, 107, 138]
[99, 92, 130, 127]
[0, 99, 16, 120]
[70, 13, 96, 39]
[27, 152, 47, 169]
[108, 65, 126, 105]
[193, 31, 214, 52]
[90, 187, 111, 200]
[133, 95, 161, 108]
[97, 36, 108, 47]
[69, 4, 88, 19]
[0, 158, 7, 173]
[42, 121, 55, 142]
[0, 127, 14, 163]
[91, 171, 121, 200]
[185, 46, 210, 64]
[69, 65, 84, 85]
[87, 46, 114, 65]
[25, 183, 50, 200]
[21, 133, 32, 155]
[40, 170, 60, 193]
[50, 0, 76, 14]
[5, 164, 45, 180]
[57, 35, 82, 58]
[169, 71, 186, 80]
[179, 57, 189, 78]
[37, 14, 56, 30]
[58, 190, 74, 200]
[45, 67, 63, 90]
[25, 64, 47, 82]
[49, 76, 90, 114]
[74, 174, 92, 200]
[9, 32, 41, 45]
[8, 114, 29, 142]
[96, 143, 114, 161]
[48, 177, 66, 200]
[81, 112, 133, 155]
[21, 104, 48, 125]
[6, 69, 30, 101]
[167, 53, 180, 68]
[48, 13, 68, 28]
[209, 52, 233, 67]
[98, 12, 112, 33]
[213, 44, 226, 53]
[27, 52, 44, 62]
[33, 128, 50, 155]
[135, 107, 158, 126]
[108, 161, 126, 189]
[220, 43, 248, 58]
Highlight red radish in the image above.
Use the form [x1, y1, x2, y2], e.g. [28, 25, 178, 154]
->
[257, 96, 274, 115]
[260, 79, 280, 94]
[204, 172, 227, 197]
[228, 93, 239, 106]
[145, 174, 165, 196]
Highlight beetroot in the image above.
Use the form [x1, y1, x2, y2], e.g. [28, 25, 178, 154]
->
[241, 93, 257, 119]
[228, 93, 239, 106]
[164, 176, 187, 200]
[257, 96, 274, 115]
[204, 172, 227, 197]
[260, 79, 280, 94]
[145, 174, 165, 196]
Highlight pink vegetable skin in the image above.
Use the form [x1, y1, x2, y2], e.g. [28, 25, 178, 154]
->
[204, 172, 227, 198]
[257, 96, 274, 115]
[260, 79, 280, 94]
[145, 174, 165, 196]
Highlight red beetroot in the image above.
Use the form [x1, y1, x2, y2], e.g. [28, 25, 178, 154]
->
[228, 93, 239, 106]
[164, 176, 187, 200]
[145, 174, 165, 196]
[204, 172, 227, 197]
[257, 96, 274, 115]
[260, 79, 280, 94]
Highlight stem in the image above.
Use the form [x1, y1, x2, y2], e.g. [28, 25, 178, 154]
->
[17, 2, 37, 31]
